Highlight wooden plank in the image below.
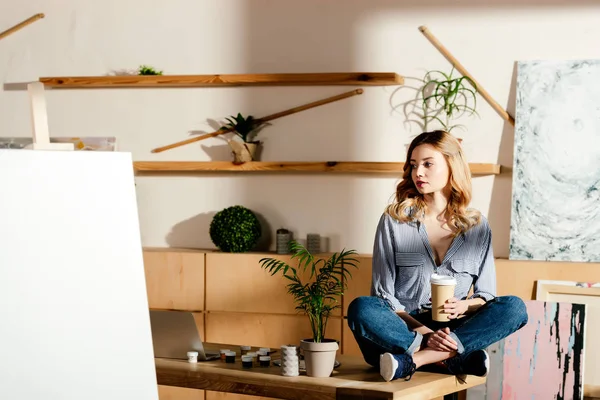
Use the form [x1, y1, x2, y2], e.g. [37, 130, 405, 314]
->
[205, 391, 273, 400]
[143, 250, 205, 311]
[39, 73, 404, 88]
[342, 324, 361, 357]
[133, 161, 501, 176]
[205, 313, 343, 349]
[205, 253, 341, 316]
[495, 258, 600, 300]
[144, 246, 209, 253]
[342, 256, 373, 317]
[156, 345, 486, 400]
[158, 385, 205, 400]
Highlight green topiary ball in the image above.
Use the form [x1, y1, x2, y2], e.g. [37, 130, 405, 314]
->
[210, 205, 262, 253]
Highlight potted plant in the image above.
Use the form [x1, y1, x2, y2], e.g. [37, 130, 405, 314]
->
[209, 205, 262, 253]
[259, 241, 358, 377]
[220, 113, 269, 163]
[421, 67, 478, 136]
[137, 65, 163, 75]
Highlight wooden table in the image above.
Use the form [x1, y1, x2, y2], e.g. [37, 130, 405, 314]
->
[156, 344, 485, 400]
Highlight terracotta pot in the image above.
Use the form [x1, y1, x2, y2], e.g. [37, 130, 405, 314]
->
[228, 140, 261, 162]
[300, 339, 339, 377]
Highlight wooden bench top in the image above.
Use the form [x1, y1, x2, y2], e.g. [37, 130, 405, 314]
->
[155, 344, 485, 400]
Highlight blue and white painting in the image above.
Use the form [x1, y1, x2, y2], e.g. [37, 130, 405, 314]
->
[510, 59, 600, 262]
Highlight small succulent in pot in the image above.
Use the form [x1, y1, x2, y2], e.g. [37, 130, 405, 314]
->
[221, 113, 269, 143]
[221, 113, 270, 162]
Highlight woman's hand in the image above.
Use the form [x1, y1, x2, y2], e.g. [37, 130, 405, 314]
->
[423, 327, 458, 352]
[443, 297, 469, 319]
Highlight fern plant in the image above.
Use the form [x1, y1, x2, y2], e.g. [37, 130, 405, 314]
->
[259, 241, 358, 343]
[421, 68, 478, 132]
[221, 113, 269, 143]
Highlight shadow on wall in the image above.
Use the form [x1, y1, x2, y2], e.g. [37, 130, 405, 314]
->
[165, 210, 273, 252]
[166, 212, 217, 249]
[487, 62, 518, 257]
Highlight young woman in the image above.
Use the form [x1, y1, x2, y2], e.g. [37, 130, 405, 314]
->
[347, 130, 528, 382]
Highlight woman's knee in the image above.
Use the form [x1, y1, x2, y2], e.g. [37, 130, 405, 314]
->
[496, 295, 528, 328]
[347, 296, 384, 327]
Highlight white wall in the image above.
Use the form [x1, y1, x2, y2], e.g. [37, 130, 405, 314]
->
[1, 0, 599, 256]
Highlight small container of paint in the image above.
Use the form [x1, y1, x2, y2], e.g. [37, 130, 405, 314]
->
[187, 351, 198, 363]
[241, 355, 253, 368]
[220, 349, 230, 361]
[259, 355, 271, 367]
[225, 351, 236, 363]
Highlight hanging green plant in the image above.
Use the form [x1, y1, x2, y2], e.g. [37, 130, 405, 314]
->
[421, 68, 478, 132]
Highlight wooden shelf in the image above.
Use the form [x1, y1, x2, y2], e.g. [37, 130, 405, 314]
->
[39, 73, 404, 88]
[133, 161, 501, 175]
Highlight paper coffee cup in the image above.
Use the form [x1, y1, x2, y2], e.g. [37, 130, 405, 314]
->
[430, 274, 457, 322]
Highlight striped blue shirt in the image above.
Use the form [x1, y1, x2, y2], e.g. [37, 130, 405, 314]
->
[371, 212, 497, 313]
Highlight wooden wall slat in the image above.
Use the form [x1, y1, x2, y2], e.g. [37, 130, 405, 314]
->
[206, 253, 341, 316]
[144, 249, 205, 311]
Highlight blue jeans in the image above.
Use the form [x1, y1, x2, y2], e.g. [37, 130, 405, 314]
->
[347, 295, 528, 368]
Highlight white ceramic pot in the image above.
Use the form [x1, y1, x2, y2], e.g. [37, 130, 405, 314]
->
[300, 339, 339, 378]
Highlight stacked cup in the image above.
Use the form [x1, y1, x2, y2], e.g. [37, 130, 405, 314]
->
[280, 345, 299, 377]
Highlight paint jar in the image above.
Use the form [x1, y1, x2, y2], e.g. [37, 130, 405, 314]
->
[259, 355, 271, 367]
[225, 351, 236, 363]
[306, 233, 321, 254]
[256, 350, 268, 366]
[240, 345, 251, 355]
[259, 347, 271, 354]
[187, 351, 198, 364]
[220, 349, 230, 362]
[276, 229, 292, 254]
[241, 355, 253, 368]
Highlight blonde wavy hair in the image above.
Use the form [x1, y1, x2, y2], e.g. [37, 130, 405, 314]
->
[386, 130, 481, 236]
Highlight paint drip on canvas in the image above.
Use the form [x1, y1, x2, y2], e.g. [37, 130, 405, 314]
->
[467, 300, 585, 400]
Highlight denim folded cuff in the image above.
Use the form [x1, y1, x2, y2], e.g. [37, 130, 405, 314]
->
[406, 331, 423, 355]
[449, 332, 465, 354]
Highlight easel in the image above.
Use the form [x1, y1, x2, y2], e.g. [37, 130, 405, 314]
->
[26, 82, 74, 150]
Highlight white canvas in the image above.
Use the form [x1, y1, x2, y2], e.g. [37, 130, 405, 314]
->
[510, 59, 600, 262]
[0, 150, 158, 400]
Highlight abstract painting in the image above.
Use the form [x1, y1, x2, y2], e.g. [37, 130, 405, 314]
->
[536, 280, 600, 392]
[510, 59, 600, 262]
[0, 137, 116, 151]
[467, 300, 586, 400]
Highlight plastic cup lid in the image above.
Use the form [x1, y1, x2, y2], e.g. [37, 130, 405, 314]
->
[240, 345, 251, 350]
[259, 355, 271, 361]
[225, 351, 236, 356]
[220, 349, 230, 353]
[241, 355, 252, 361]
[259, 347, 270, 352]
[430, 273, 457, 285]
